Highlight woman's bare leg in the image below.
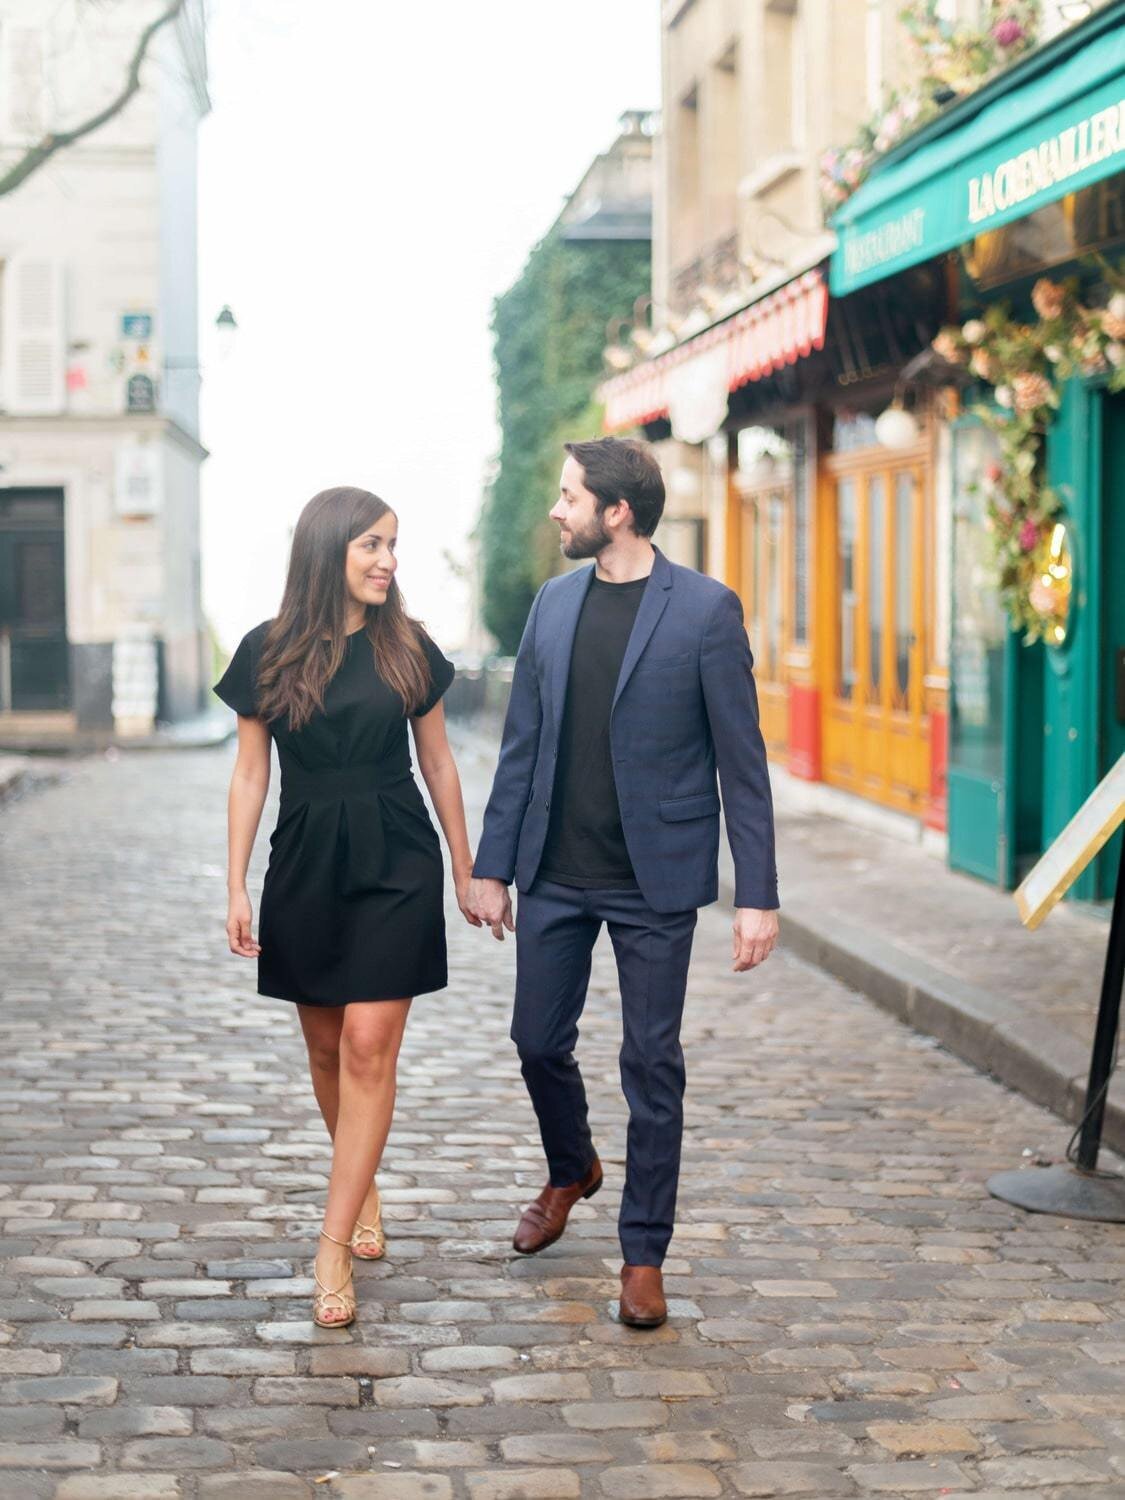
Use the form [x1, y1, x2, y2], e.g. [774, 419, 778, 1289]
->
[297, 1002, 383, 1239]
[297, 1003, 346, 1135]
[313, 998, 411, 1321]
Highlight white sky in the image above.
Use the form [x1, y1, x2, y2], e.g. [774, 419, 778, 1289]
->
[198, 0, 660, 653]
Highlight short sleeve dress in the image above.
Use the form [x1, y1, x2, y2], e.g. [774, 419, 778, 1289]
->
[214, 620, 456, 1007]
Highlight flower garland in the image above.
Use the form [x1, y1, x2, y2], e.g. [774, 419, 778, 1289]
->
[932, 256, 1125, 643]
[820, 2, 1041, 213]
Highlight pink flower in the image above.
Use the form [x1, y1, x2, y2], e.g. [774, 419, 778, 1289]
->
[1019, 519, 1039, 552]
[985, 462, 1003, 485]
[992, 16, 1025, 46]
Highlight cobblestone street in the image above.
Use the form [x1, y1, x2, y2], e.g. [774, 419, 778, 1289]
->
[2, 739, 1125, 1499]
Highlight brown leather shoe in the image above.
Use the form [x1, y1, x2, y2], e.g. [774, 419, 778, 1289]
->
[512, 1157, 602, 1255]
[618, 1264, 667, 1328]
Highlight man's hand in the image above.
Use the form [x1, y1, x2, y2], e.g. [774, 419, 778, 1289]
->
[469, 877, 515, 941]
[732, 907, 778, 972]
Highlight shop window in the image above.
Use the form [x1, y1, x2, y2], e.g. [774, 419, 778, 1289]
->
[791, 416, 811, 648]
[708, 42, 740, 240]
[763, 1, 801, 159]
[865, 0, 883, 112]
[672, 86, 702, 268]
[837, 476, 858, 700]
[894, 471, 915, 704]
[867, 475, 885, 703]
[765, 492, 784, 678]
[831, 409, 880, 452]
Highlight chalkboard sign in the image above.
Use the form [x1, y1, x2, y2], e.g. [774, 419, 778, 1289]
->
[1015, 755, 1125, 929]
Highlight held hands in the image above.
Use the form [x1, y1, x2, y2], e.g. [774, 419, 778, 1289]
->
[227, 890, 261, 958]
[732, 907, 779, 973]
[454, 867, 483, 929]
[468, 876, 515, 941]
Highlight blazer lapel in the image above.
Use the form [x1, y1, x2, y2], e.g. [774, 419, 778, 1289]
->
[550, 565, 595, 730]
[612, 547, 673, 712]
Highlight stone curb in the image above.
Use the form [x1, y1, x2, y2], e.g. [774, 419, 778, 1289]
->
[773, 895, 1124, 1158]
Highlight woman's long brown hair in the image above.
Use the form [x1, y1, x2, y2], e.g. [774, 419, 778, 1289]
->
[255, 487, 432, 729]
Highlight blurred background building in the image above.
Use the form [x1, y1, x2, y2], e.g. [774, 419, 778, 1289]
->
[0, 0, 210, 744]
[476, 110, 656, 656]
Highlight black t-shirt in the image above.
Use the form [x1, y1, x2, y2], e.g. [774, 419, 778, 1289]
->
[538, 573, 648, 889]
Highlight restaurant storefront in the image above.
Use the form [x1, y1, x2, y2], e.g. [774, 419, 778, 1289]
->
[601, 265, 831, 776]
[601, 257, 952, 828]
[831, 0, 1125, 898]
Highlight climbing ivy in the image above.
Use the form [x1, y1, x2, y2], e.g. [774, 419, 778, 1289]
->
[480, 228, 649, 653]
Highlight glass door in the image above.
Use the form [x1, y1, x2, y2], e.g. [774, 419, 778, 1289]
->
[822, 453, 929, 813]
[741, 480, 790, 759]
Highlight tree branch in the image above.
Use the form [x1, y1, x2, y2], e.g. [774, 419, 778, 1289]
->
[0, 0, 188, 199]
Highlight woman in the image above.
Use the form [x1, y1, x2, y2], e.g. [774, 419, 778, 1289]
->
[214, 486, 479, 1328]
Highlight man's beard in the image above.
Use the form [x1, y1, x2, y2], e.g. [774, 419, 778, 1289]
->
[560, 513, 612, 559]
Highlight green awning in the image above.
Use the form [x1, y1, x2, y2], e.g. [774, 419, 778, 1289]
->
[830, 2, 1125, 296]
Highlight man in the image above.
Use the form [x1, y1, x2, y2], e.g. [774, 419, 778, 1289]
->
[470, 436, 778, 1328]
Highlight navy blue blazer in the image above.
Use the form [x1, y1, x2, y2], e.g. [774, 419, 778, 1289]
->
[473, 547, 779, 914]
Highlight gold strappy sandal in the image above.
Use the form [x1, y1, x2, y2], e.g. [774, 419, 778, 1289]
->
[313, 1229, 357, 1328]
[350, 1185, 386, 1260]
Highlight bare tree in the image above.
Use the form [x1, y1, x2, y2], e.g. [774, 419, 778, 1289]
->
[0, 0, 187, 199]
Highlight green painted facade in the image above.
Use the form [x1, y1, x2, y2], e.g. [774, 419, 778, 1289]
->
[948, 376, 1125, 904]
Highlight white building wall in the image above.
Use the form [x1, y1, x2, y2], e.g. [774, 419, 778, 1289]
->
[0, 0, 208, 733]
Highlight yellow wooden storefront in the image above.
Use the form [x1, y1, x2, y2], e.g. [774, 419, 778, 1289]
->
[817, 418, 934, 815]
[726, 407, 938, 818]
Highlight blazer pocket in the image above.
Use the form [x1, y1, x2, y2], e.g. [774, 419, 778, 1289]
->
[643, 650, 694, 671]
[659, 792, 721, 822]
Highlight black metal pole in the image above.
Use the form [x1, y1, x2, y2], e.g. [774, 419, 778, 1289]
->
[1076, 830, 1125, 1172]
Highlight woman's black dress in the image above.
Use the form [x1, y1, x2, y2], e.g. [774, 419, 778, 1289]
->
[213, 621, 456, 1007]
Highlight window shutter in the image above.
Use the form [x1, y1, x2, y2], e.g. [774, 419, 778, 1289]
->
[1, 26, 47, 142]
[1, 257, 67, 414]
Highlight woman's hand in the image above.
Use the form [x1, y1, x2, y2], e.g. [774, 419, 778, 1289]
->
[227, 890, 261, 957]
[455, 866, 483, 928]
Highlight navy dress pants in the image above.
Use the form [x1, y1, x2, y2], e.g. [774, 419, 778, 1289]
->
[512, 879, 698, 1267]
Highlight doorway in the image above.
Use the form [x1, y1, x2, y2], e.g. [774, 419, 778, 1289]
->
[820, 440, 931, 814]
[0, 489, 69, 712]
[739, 478, 790, 760]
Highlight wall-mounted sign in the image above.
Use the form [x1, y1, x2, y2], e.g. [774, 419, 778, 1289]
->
[114, 437, 162, 519]
[830, 15, 1125, 295]
[122, 312, 153, 340]
[126, 373, 156, 413]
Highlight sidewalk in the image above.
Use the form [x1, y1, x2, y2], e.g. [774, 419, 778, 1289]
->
[453, 721, 1124, 1157]
[758, 767, 1123, 1156]
[0, 707, 234, 756]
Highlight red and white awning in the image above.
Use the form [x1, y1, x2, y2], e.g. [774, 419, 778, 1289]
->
[601, 267, 829, 437]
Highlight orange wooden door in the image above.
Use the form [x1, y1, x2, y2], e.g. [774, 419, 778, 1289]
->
[740, 482, 789, 760]
[821, 451, 929, 813]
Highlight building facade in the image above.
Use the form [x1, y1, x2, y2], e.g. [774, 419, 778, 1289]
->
[602, 0, 954, 829]
[833, 1, 1125, 898]
[599, 0, 1113, 842]
[0, 0, 209, 740]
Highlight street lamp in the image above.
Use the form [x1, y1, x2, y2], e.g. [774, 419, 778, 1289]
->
[214, 305, 238, 361]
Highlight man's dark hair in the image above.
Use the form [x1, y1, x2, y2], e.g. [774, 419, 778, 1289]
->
[564, 437, 666, 538]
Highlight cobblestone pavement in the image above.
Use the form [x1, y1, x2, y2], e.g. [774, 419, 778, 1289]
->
[2, 740, 1125, 1500]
